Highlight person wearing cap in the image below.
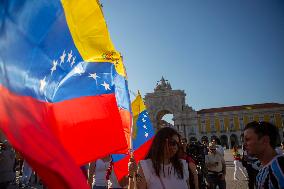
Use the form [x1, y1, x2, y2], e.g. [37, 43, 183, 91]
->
[205, 142, 226, 189]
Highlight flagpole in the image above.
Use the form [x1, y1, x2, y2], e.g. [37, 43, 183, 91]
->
[129, 90, 140, 157]
[129, 118, 133, 158]
[129, 92, 136, 157]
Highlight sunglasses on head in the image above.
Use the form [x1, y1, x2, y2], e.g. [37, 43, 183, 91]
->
[246, 121, 274, 135]
[248, 121, 271, 128]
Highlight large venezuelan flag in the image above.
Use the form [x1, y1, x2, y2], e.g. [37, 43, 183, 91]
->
[0, 0, 131, 188]
[113, 92, 155, 181]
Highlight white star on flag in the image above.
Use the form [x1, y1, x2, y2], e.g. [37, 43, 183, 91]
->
[71, 56, 76, 67]
[50, 60, 58, 75]
[143, 125, 147, 129]
[143, 114, 147, 118]
[39, 76, 47, 94]
[60, 50, 66, 64]
[67, 50, 73, 63]
[89, 73, 100, 80]
[142, 118, 146, 122]
[89, 73, 100, 85]
[145, 132, 149, 138]
[101, 81, 111, 90]
[74, 66, 85, 75]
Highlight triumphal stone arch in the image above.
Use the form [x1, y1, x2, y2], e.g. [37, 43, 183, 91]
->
[144, 77, 284, 148]
[144, 77, 199, 141]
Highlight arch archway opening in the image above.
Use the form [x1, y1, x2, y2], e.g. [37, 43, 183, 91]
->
[230, 134, 239, 148]
[156, 110, 174, 129]
[220, 135, 229, 149]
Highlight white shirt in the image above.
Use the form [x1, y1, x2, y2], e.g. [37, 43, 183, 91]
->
[205, 152, 224, 173]
[216, 145, 224, 156]
[140, 159, 189, 189]
[93, 159, 109, 186]
[92, 159, 121, 188]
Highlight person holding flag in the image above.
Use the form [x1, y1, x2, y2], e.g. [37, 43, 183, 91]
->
[112, 92, 155, 183]
[128, 127, 190, 189]
[0, 0, 132, 188]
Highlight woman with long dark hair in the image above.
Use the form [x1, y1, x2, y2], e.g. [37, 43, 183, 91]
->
[128, 127, 189, 189]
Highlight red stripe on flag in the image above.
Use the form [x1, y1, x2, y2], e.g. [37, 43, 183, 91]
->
[0, 85, 129, 165]
[0, 85, 89, 189]
[113, 137, 154, 181]
[50, 94, 129, 164]
[0, 84, 131, 188]
[117, 108, 132, 153]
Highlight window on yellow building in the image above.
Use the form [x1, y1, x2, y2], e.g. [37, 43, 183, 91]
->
[239, 117, 244, 130]
[230, 123, 234, 131]
[202, 124, 205, 133]
[270, 115, 275, 124]
[249, 115, 253, 122]
[190, 127, 194, 134]
[281, 114, 284, 127]
[259, 115, 264, 122]
[229, 116, 234, 130]
[220, 119, 224, 132]
[211, 123, 215, 132]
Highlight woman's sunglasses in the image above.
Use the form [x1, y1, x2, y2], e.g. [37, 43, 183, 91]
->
[168, 140, 179, 147]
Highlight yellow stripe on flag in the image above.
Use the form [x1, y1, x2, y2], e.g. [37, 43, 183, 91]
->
[61, 0, 126, 77]
[132, 92, 146, 117]
[131, 92, 146, 139]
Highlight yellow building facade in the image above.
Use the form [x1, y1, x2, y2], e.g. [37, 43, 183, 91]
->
[197, 103, 284, 148]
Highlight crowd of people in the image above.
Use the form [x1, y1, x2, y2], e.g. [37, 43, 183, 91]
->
[1, 121, 284, 189]
[0, 139, 45, 189]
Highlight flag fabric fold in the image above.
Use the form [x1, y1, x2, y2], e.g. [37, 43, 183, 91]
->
[0, 0, 131, 188]
[113, 92, 155, 181]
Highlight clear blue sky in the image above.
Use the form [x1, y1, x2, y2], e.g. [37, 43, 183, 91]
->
[101, 0, 284, 111]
